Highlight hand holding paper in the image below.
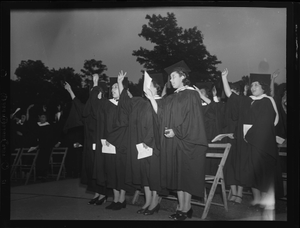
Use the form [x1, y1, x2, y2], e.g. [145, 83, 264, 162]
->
[101, 139, 116, 154]
[136, 143, 153, 159]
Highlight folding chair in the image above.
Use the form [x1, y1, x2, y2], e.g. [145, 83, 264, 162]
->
[10, 148, 22, 179]
[48, 147, 68, 181]
[132, 143, 231, 220]
[11, 147, 40, 185]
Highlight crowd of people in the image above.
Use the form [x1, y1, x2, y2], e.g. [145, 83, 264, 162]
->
[10, 61, 287, 220]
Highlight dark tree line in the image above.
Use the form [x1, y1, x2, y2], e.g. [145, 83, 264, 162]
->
[11, 12, 237, 111]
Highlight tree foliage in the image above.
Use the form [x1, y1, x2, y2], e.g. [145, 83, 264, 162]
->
[80, 59, 109, 89]
[132, 13, 222, 83]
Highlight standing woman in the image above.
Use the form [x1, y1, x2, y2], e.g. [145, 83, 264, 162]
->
[97, 72, 133, 211]
[64, 74, 107, 205]
[118, 73, 168, 215]
[146, 61, 208, 221]
[221, 69, 283, 214]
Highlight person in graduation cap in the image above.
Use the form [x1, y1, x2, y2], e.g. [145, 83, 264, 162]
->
[95, 72, 135, 211]
[117, 71, 168, 215]
[145, 60, 208, 221]
[221, 69, 284, 217]
[64, 74, 108, 206]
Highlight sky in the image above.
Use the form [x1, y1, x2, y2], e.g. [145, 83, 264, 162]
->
[10, 6, 287, 85]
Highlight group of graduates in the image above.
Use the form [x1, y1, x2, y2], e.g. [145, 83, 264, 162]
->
[61, 60, 286, 221]
[10, 60, 286, 220]
[10, 97, 83, 180]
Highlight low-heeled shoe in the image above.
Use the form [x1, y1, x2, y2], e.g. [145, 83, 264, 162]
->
[105, 202, 117, 209]
[144, 204, 160, 215]
[88, 196, 99, 205]
[112, 200, 127, 210]
[169, 210, 181, 219]
[137, 207, 149, 214]
[95, 196, 107, 206]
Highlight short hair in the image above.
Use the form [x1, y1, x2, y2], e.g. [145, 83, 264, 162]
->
[171, 67, 191, 86]
[255, 81, 270, 96]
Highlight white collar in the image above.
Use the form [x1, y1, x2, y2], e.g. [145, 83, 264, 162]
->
[154, 95, 162, 100]
[37, 122, 50, 126]
[174, 85, 195, 93]
[109, 98, 118, 106]
[250, 94, 279, 126]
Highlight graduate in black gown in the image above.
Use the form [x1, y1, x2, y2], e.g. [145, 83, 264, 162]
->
[221, 81, 242, 203]
[118, 72, 168, 215]
[64, 75, 107, 206]
[221, 69, 283, 218]
[34, 112, 55, 181]
[145, 61, 208, 221]
[96, 72, 134, 211]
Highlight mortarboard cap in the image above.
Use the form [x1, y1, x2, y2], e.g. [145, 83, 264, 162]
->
[250, 73, 271, 86]
[149, 73, 164, 88]
[109, 77, 118, 87]
[164, 60, 191, 76]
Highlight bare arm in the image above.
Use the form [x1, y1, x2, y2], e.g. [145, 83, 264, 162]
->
[117, 70, 127, 95]
[270, 69, 279, 97]
[64, 82, 76, 100]
[221, 68, 232, 97]
[193, 85, 211, 104]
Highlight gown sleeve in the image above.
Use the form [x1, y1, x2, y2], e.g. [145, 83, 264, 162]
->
[63, 98, 84, 132]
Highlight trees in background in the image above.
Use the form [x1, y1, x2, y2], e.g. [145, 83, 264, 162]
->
[132, 12, 222, 84]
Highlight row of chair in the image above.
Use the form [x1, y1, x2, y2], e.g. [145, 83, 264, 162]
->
[11, 147, 68, 185]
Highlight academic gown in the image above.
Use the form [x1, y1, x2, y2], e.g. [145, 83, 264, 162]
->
[72, 87, 106, 194]
[229, 93, 284, 197]
[35, 122, 55, 177]
[97, 96, 133, 192]
[221, 97, 240, 186]
[118, 90, 166, 195]
[202, 101, 226, 176]
[157, 88, 208, 198]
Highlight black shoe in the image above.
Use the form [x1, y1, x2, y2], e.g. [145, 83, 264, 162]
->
[144, 204, 160, 215]
[173, 208, 193, 221]
[173, 211, 188, 221]
[112, 200, 127, 210]
[105, 202, 117, 210]
[88, 196, 99, 205]
[186, 207, 193, 218]
[169, 210, 181, 219]
[137, 206, 149, 214]
[95, 196, 107, 206]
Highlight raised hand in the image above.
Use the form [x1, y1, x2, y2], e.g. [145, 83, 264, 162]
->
[92, 74, 99, 85]
[117, 70, 127, 83]
[64, 82, 71, 91]
[221, 68, 229, 78]
[193, 85, 204, 98]
[271, 69, 280, 79]
[212, 86, 217, 97]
